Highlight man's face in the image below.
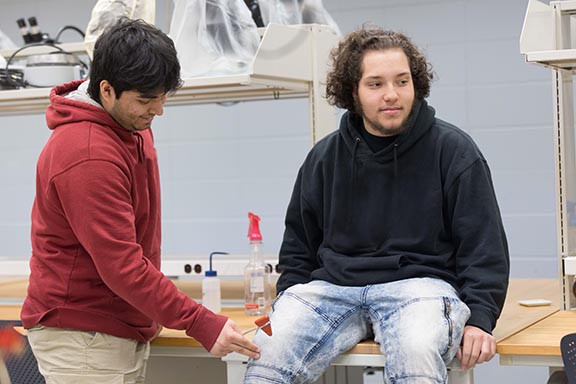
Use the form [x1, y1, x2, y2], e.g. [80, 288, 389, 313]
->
[355, 48, 416, 137]
[100, 81, 167, 131]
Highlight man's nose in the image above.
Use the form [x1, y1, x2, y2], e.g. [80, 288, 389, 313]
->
[150, 99, 165, 116]
[382, 85, 399, 101]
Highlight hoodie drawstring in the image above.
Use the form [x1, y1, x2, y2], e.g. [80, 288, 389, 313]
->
[345, 137, 361, 232]
[393, 143, 398, 178]
[134, 132, 145, 163]
[351, 137, 360, 181]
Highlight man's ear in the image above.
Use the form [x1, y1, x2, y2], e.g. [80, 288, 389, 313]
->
[99, 80, 115, 106]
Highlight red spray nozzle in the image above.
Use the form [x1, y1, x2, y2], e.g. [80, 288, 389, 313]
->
[248, 212, 262, 242]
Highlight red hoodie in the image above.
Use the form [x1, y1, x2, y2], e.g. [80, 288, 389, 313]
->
[21, 80, 227, 350]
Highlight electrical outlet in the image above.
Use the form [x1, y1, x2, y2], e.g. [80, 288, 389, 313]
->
[161, 255, 280, 277]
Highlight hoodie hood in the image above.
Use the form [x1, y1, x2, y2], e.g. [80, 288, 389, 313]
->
[47, 80, 146, 162]
[340, 99, 436, 163]
[47, 80, 126, 137]
[65, 79, 102, 108]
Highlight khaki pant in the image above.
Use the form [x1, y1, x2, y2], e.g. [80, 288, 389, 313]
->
[27, 326, 150, 384]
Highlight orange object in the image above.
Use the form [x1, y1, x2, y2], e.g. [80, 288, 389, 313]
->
[0, 325, 25, 356]
[242, 315, 273, 337]
[254, 315, 272, 336]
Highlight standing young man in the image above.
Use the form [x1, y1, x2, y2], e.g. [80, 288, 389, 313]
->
[21, 18, 259, 383]
[245, 27, 509, 384]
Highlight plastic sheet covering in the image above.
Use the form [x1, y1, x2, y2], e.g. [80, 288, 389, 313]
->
[170, 0, 260, 77]
[84, 0, 156, 59]
[0, 28, 16, 50]
[258, 0, 340, 35]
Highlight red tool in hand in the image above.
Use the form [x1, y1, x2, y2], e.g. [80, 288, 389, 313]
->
[243, 315, 272, 336]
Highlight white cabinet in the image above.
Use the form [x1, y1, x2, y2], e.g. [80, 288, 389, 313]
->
[521, 0, 576, 309]
[0, 23, 339, 143]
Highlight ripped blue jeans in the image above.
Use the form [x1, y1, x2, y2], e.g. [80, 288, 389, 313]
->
[244, 277, 470, 384]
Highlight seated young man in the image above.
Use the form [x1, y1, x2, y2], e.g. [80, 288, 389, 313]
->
[244, 26, 509, 384]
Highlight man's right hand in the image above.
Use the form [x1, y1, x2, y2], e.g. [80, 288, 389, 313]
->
[209, 319, 260, 359]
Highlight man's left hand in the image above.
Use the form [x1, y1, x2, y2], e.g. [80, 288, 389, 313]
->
[456, 325, 496, 370]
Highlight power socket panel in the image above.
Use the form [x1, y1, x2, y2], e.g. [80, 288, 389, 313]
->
[161, 255, 280, 277]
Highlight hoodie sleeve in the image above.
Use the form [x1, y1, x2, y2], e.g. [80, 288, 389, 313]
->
[276, 168, 323, 294]
[51, 159, 227, 351]
[446, 158, 510, 333]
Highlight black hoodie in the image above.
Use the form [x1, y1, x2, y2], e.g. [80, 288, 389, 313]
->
[277, 100, 509, 333]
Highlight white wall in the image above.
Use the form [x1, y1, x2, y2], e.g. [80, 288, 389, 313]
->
[0, 1, 557, 382]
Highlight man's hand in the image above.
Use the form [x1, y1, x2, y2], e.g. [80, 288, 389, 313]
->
[209, 319, 260, 359]
[456, 325, 496, 370]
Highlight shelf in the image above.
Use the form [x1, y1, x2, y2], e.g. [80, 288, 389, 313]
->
[166, 74, 309, 105]
[0, 24, 338, 117]
[0, 42, 86, 61]
[519, 0, 576, 71]
[524, 49, 576, 71]
[0, 74, 310, 115]
[556, 0, 576, 12]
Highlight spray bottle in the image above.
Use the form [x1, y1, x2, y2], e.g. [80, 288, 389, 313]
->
[202, 251, 227, 313]
[244, 212, 272, 315]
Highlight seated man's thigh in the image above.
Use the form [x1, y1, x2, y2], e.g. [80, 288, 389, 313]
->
[245, 281, 367, 384]
[368, 278, 470, 383]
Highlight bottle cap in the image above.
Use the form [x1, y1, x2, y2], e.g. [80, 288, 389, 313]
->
[248, 212, 262, 241]
[205, 270, 217, 277]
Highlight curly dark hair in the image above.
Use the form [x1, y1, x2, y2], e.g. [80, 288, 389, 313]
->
[88, 18, 183, 104]
[326, 27, 433, 113]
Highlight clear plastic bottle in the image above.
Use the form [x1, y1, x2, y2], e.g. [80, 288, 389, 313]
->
[202, 251, 227, 313]
[244, 212, 272, 316]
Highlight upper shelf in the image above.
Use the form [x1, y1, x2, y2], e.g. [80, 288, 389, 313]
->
[521, 0, 576, 71]
[523, 49, 576, 71]
[0, 42, 87, 60]
[0, 23, 339, 115]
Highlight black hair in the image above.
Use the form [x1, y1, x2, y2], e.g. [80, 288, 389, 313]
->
[87, 18, 183, 103]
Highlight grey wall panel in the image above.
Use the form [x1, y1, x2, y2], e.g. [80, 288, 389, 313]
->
[467, 40, 551, 85]
[468, 82, 553, 127]
[491, 170, 556, 215]
[472, 127, 554, 172]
